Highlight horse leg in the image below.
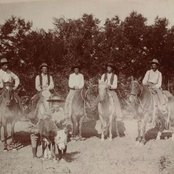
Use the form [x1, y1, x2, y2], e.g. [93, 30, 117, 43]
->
[30, 134, 39, 158]
[71, 116, 77, 138]
[51, 142, 57, 160]
[3, 124, 8, 151]
[47, 143, 52, 159]
[79, 116, 85, 139]
[140, 114, 148, 144]
[166, 106, 170, 130]
[99, 113, 105, 141]
[57, 145, 63, 160]
[152, 105, 158, 128]
[40, 137, 46, 158]
[115, 118, 120, 138]
[136, 118, 142, 142]
[10, 120, 17, 147]
[109, 114, 113, 141]
[0, 122, 2, 142]
[101, 125, 105, 141]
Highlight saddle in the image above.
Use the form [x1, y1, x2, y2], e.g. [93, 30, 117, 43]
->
[149, 88, 168, 114]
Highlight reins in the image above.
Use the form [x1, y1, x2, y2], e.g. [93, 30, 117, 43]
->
[130, 81, 153, 112]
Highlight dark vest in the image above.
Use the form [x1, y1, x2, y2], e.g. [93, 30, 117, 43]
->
[39, 74, 50, 89]
[104, 73, 115, 85]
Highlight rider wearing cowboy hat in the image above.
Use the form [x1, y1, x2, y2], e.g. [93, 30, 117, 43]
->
[33, 63, 54, 114]
[30, 63, 55, 158]
[0, 58, 20, 90]
[142, 59, 167, 114]
[100, 62, 123, 120]
[64, 64, 84, 118]
[35, 63, 54, 92]
[142, 59, 162, 88]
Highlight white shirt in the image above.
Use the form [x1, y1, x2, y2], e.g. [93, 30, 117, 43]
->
[101, 73, 118, 89]
[142, 69, 162, 88]
[0, 69, 20, 89]
[35, 73, 54, 92]
[68, 73, 84, 89]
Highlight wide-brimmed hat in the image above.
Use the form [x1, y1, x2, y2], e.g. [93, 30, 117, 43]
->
[39, 63, 48, 69]
[105, 62, 115, 69]
[151, 59, 159, 65]
[71, 64, 81, 70]
[0, 58, 9, 65]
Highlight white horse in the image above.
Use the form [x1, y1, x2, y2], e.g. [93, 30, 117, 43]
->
[98, 81, 120, 141]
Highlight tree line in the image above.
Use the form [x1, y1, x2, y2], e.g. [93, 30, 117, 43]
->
[0, 11, 174, 97]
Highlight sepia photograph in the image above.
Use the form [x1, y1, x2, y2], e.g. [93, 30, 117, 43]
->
[0, 0, 174, 173]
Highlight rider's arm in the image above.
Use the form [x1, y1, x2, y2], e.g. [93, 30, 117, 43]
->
[11, 72, 20, 90]
[79, 74, 84, 89]
[100, 74, 105, 82]
[0, 71, 3, 88]
[68, 74, 75, 89]
[142, 71, 149, 85]
[110, 74, 118, 89]
[48, 76, 54, 90]
[35, 75, 41, 91]
[154, 72, 162, 89]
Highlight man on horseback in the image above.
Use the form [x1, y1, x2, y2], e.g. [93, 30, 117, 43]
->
[100, 63, 123, 120]
[0, 58, 23, 150]
[32, 63, 54, 119]
[65, 64, 84, 119]
[0, 58, 21, 106]
[142, 59, 167, 114]
[30, 63, 54, 158]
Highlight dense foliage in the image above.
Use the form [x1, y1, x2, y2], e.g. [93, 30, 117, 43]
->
[0, 12, 174, 97]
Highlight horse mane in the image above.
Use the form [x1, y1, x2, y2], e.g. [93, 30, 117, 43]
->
[72, 89, 84, 108]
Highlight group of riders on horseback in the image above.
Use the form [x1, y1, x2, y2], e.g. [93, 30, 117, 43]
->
[0, 57, 171, 155]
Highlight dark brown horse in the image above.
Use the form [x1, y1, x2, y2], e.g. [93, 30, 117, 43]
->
[129, 79, 168, 144]
[0, 83, 22, 150]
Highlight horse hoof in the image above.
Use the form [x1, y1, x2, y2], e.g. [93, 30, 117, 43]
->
[79, 137, 85, 141]
[108, 138, 112, 141]
[135, 141, 140, 147]
[171, 134, 174, 141]
[3, 147, 8, 152]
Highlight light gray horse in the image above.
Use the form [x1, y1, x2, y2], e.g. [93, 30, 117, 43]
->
[98, 81, 120, 141]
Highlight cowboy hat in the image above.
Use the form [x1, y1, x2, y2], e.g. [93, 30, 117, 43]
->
[151, 59, 159, 65]
[71, 64, 81, 70]
[105, 62, 115, 69]
[0, 58, 9, 65]
[39, 63, 48, 69]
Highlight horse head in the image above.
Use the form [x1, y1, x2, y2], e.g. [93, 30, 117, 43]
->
[129, 79, 142, 105]
[1, 83, 14, 107]
[98, 80, 109, 102]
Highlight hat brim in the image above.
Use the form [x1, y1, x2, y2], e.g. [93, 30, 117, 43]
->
[151, 61, 159, 65]
[105, 64, 115, 69]
[72, 66, 81, 70]
[40, 65, 48, 69]
[0, 62, 9, 66]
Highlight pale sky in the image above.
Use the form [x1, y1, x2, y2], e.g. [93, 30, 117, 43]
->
[0, 0, 174, 30]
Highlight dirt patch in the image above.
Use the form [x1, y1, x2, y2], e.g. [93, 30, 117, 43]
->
[0, 119, 174, 174]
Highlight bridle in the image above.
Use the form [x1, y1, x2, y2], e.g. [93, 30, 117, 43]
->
[129, 80, 151, 112]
